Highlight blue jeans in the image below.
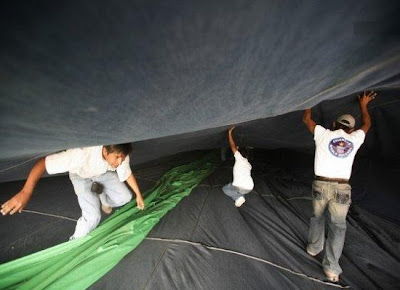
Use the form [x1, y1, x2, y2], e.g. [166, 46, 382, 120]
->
[307, 180, 351, 275]
[69, 171, 132, 239]
[222, 183, 252, 202]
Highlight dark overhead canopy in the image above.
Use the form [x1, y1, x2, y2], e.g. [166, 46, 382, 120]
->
[0, 0, 399, 168]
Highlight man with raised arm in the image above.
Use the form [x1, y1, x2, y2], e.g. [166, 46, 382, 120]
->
[222, 126, 254, 207]
[302, 91, 376, 282]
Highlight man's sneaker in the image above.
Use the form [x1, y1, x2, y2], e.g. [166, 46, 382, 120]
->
[306, 247, 318, 257]
[101, 204, 112, 214]
[324, 270, 339, 283]
[235, 196, 246, 207]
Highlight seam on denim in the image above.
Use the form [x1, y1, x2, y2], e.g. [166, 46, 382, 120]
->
[145, 237, 350, 288]
[189, 177, 212, 241]
[21, 209, 78, 222]
[140, 240, 171, 290]
[0, 154, 47, 173]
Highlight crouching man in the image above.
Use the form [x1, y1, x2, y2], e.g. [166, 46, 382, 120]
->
[1, 143, 145, 240]
[222, 126, 254, 208]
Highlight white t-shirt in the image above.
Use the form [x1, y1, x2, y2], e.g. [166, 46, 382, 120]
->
[314, 125, 365, 179]
[232, 151, 254, 190]
[45, 146, 132, 182]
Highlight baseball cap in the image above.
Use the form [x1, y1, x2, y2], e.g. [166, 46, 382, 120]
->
[336, 114, 355, 128]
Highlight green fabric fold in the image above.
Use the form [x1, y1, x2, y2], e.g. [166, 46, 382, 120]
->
[0, 153, 217, 290]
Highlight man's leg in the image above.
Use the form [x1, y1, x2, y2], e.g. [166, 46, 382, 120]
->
[223, 182, 247, 205]
[322, 183, 351, 278]
[69, 174, 102, 239]
[234, 187, 251, 207]
[222, 183, 243, 201]
[307, 180, 329, 256]
[95, 171, 132, 208]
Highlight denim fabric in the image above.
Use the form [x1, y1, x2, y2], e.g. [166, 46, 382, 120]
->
[307, 179, 351, 275]
[1, 1, 399, 186]
[69, 171, 132, 239]
[222, 183, 252, 202]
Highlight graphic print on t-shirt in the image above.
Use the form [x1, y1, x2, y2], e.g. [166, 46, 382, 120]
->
[329, 137, 354, 158]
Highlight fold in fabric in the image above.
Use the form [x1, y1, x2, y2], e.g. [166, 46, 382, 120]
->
[0, 153, 217, 290]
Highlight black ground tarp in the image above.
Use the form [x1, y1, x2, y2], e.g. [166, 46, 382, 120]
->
[1, 150, 400, 289]
[1, 0, 400, 165]
[1, 0, 400, 289]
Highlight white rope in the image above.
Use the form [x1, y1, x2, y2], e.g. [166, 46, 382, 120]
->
[0, 154, 47, 174]
[22, 209, 78, 222]
[145, 237, 350, 289]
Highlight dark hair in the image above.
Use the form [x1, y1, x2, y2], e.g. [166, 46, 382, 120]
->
[334, 123, 352, 133]
[104, 143, 133, 155]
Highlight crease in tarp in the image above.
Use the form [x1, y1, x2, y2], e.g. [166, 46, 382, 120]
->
[0, 152, 218, 290]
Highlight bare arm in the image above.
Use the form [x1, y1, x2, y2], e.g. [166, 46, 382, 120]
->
[358, 91, 377, 134]
[126, 173, 145, 210]
[1, 158, 46, 215]
[303, 109, 317, 134]
[228, 126, 238, 154]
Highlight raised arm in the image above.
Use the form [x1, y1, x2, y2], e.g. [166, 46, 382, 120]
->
[303, 108, 317, 134]
[358, 91, 377, 134]
[1, 157, 46, 215]
[228, 126, 238, 154]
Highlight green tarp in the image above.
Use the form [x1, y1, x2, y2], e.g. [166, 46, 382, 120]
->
[0, 153, 217, 290]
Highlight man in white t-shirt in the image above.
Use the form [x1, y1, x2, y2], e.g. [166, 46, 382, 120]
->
[303, 91, 376, 282]
[222, 126, 254, 207]
[1, 143, 145, 240]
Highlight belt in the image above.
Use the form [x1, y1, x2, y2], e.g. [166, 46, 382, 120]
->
[315, 175, 349, 184]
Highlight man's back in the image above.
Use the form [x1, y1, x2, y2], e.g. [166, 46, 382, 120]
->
[313, 125, 365, 179]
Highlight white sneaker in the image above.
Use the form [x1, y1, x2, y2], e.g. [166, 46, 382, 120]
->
[99, 194, 113, 214]
[306, 248, 318, 257]
[324, 270, 339, 283]
[235, 196, 246, 207]
[101, 204, 112, 214]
